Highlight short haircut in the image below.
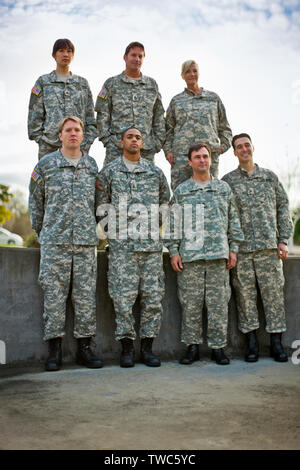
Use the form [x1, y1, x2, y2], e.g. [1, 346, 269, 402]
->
[121, 126, 143, 140]
[181, 60, 199, 78]
[52, 38, 75, 56]
[124, 41, 145, 56]
[188, 143, 211, 160]
[232, 133, 252, 149]
[58, 116, 84, 133]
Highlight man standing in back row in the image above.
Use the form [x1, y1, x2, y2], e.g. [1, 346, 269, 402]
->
[95, 42, 165, 166]
[222, 133, 293, 362]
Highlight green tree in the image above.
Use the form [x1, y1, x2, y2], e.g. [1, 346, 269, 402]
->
[0, 184, 13, 224]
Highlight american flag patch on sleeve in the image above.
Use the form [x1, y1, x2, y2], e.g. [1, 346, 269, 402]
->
[31, 170, 40, 182]
[98, 89, 107, 99]
[32, 86, 41, 96]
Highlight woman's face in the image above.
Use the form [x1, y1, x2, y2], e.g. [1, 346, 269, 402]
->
[184, 64, 199, 88]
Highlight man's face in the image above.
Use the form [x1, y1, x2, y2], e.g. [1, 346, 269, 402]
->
[124, 47, 145, 74]
[188, 147, 211, 174]
[233, 137, 254, 164]
[53, 47, 74, 67]
[59, 120, 84, 150]
[121, 128, 143, 154]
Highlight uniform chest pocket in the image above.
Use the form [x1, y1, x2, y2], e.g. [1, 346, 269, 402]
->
[75, 170, 97, 199]
[43, 83, 64, 108]
[174, 100, 190, 123]
[69, 83, 88, 106]
[45, 171, 71, 202]
[213, 193, 228, 216]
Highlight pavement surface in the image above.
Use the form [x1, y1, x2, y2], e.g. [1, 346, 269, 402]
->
[0, 358, 300, 450]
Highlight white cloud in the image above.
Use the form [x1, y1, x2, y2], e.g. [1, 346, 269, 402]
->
[0, 0, 299, 207]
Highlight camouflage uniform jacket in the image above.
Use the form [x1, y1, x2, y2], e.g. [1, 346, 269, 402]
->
[95, 157, 170, 252]
[165, 177, 244, 262]
[222, 164, 293, 253]
[95, 71, 165, 153]
[29, 150, 98, 245]
[164, 88, 232, 158]
[28, 71, 97, 150]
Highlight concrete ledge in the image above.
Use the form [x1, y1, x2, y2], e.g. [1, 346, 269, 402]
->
[0, 247, 300, 366]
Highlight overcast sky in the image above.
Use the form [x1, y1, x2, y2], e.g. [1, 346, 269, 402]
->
[0, 0, 299, 206]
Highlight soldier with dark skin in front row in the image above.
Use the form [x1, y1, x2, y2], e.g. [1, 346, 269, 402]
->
[95, 127, 170, 367]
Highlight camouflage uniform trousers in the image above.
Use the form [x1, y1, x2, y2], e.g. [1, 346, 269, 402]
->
[171, 151, 219, 191]
[38, 140, 91, 160]
[103, 142, 155, 166]
[108, 249, 165, 341]
[177, 259, 231, 348]
[39, 244, 97, 341]
[231, 249, 287, 334]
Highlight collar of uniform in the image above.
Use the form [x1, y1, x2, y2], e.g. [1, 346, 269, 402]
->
[238, 163, 259, 177]
[184, 87, 206, 97]
[120, 70, 146, 85]
[50, 70, 74, 82]
[187, 176, 216, 192]
[118, 155, 149, 173]
[56, 149, 89, 168]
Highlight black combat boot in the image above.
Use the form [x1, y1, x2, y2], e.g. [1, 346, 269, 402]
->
[245, 330, 259, 362]
[211, 348, 230, 365]
[140, 338, 161, 367]
[270, 333, 288, 362]
[45, 338, 62, 371]
[120, 338, 135, 368]
[180, 344, 199, 365]
[76, 337, 103, 368]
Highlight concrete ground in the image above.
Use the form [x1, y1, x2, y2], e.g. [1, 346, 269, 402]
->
[0, 358, 299, 450]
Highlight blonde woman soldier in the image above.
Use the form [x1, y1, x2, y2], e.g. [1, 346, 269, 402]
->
[164, 60, 232, 190]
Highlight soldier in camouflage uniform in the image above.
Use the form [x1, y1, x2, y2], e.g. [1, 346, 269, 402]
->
[28, 38, 97, 160]
[222, 133, 293, 362]
[29, 116, 103, 371]
[165, 143, 244, 365]
[95, 127, 170, 367]
[95, 42, 165, 166]
[164, 60, 232, 191]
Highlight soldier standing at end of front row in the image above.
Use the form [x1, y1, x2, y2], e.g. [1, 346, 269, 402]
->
[222, 133, 293, 362]
[29, 116, 103, 371]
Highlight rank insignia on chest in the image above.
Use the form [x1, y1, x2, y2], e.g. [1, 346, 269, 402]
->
[98, 89, 107, 99]
[95, 180, 104, 191]
[31, 170, 40, 182]
[32, 86, 41, 96]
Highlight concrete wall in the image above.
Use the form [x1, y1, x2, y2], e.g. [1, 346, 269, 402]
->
[0, 247, 300, 366]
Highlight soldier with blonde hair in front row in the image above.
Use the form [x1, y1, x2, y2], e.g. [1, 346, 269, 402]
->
[29, 116, 103, 371]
